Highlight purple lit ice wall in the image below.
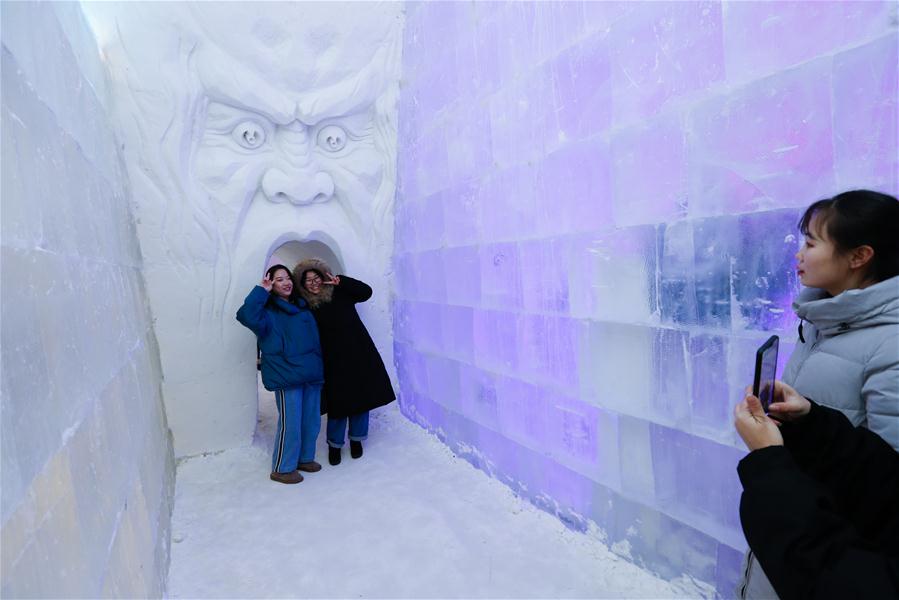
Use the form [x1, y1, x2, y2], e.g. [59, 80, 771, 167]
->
[393, 1, 897, 593]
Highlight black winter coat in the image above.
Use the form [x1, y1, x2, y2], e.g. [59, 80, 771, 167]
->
[737, 401, 899, 599]
[309, 276, 395, 419]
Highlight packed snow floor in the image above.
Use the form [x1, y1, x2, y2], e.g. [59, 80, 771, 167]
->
[168, 386, 710, 598]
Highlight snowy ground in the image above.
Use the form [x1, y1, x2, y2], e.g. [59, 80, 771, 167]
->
[168, 384, 711, 598]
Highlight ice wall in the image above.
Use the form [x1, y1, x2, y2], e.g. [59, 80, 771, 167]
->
[1, 3, 174, 596]
[394, 1, 897, 594]
[83, 3, 403, 457]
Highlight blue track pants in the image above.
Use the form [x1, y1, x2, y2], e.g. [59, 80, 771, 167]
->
[272, 385, 322, 473]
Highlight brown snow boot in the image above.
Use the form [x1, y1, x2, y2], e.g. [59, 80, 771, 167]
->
[270, 470, 303, 484]
[297, 461, 322, 473]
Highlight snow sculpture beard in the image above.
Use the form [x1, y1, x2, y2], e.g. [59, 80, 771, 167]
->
[88, 2, 401, 456]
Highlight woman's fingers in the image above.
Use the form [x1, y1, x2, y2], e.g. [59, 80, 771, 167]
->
[744, 394, 765, 418]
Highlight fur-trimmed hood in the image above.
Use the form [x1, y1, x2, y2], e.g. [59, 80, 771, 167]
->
[293, 257, 335, 308]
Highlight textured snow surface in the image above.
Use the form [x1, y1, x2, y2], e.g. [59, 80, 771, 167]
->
[169, 391, 710, 599]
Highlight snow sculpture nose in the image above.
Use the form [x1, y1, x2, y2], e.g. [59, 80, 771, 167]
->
[261, 121, 335, 205]
[262, 168, 335, 205]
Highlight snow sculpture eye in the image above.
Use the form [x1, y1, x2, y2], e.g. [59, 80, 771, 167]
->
[232, 121, 266, 149]
[317, 125, 347, 152]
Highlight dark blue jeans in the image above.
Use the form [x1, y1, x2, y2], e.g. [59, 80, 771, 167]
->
[326, 411, 369, 448]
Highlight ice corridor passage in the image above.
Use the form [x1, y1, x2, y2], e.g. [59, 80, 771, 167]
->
[167, 389, 710, 599]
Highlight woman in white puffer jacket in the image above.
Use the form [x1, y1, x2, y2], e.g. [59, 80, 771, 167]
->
[739, 189, 899, 599]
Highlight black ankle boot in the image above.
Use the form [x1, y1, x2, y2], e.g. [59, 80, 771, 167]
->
[328, 446, 341, 466]
[350, 440, 363, 459]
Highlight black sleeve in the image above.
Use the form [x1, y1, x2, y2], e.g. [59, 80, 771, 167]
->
[780, 401, 899, 520]
[738, 447, 899, 599]
[335, 275, 373, 303]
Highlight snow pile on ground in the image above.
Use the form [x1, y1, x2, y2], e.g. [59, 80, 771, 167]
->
[168, 390, 712, 598]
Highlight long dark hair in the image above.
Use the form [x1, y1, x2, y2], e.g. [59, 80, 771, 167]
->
[798, 190, 899, 283]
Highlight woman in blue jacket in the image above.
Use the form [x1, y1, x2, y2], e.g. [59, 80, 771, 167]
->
[236, 265, 325, 484]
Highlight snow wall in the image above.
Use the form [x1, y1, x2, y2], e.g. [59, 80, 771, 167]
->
[81, 2, 404, 458]
[393, 1, 898, 594]
[1, 3, 174, 598]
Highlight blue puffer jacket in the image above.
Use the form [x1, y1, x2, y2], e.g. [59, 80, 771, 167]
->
[236, 286, 324, 391]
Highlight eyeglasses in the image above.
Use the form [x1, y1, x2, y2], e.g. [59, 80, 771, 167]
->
[304, 276, 323, 285]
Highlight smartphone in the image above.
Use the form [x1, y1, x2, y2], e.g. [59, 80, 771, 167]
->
[753, 335, 779, 412]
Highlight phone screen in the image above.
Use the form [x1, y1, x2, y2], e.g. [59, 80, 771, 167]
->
[753, 335, 779, 412]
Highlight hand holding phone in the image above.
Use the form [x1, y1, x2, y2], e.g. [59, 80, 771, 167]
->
[766, 380, 811, 422]
[734, 393, 784, 450]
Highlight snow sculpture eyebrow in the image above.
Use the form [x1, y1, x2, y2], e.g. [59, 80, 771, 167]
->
[196, 38, 389, 128]
[294, 46, 387, 124]
[196, 46, 296, 125]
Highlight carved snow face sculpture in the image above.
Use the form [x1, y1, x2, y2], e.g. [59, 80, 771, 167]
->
[178, 3, 401, 261]
[85, 3, 401, 456]
[191, 14, 394, 247]
[194, 98, 382, 240]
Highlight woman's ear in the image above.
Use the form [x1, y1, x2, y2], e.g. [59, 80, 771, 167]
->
[848, 245, 875, 270]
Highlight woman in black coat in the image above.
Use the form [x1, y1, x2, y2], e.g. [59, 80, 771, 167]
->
[734, 381, 899, 599]
[294, 258, 395, 465]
